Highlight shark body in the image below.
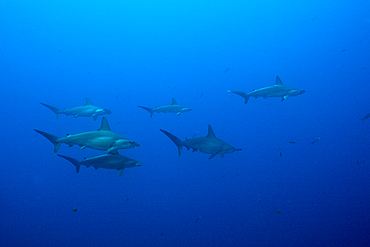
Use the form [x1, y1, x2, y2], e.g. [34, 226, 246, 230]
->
[228, 76, 306, 104]
[34, 117, 140, 154]
[138, 98, 191, 117]
[41, 97, 112, 120]
[57, 150, 142, 176]
[160, 125, 241, 159]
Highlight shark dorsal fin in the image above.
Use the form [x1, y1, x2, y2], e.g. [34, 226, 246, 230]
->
[85, 97, 92, 105]
[275, 76, 284, 85]
[171, 98, 178, 105]
[207, 125, 216, 138]
[98, 117, 111, 131]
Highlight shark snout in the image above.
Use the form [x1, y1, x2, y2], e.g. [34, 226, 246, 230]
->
[182, 108, 192, 112]
[104, 109, 112, 114]
[132, 141, 140, 147]
[95, 109, 112, 115]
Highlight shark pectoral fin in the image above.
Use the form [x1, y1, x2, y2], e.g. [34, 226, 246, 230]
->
[263, 95, 269, 99]
[56, 114, 61, 119]
[218, 152, 225, 158]
[81, 146, 87, 149]
[74, 115, 78, 118]
[176, 112, 181, 116]
[118, 169, 124, 176]
[92, 115, 98, 121]
[107, 146, 116, 153]
[283, 95, 289, 101]
[209, 153, 217, 159]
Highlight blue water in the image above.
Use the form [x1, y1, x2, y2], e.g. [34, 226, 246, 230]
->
[1, 1, 370, 246]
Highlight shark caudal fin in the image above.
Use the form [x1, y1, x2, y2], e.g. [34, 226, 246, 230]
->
[138, 106, 154, 117]
[34, 129, 62, 154]
[40, 102, 62, 119]
[227, 90, 250, 104]
[57, 154, 81, 173]
[159, 129, 183, 156]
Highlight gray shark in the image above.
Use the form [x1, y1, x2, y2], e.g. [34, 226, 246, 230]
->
[227, 76, 306, 104]
[41, 97, 112, 120]
[138, 98, 191, 117]
[34, 117, 140, 154]
[57, 150, 142, 176]
[160, 125, 242, 159]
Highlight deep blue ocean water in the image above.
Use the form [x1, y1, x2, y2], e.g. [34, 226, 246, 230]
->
[1, 1, 370, 246]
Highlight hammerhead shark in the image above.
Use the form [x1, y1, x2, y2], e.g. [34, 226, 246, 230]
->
[160, 125, 242, 159]
[57, 150, 142, 176]
[40, 97, 112, 120]
[227, 76, 306, 104]
[34, 117, 140, 154]
[138, 98, 191, 117]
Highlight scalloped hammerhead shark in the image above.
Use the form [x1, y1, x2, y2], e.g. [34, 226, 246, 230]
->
[138, 98, 191, 117]
[34, 117, 140, 154]
[160, 125, 241, 159]
[57, 150, 142, 176]
[40, 97, 112, 120]
[228, 76, 305, 104]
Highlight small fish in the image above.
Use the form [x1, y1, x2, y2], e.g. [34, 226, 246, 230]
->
[160, 232, 164, 236]
[311, 137, 320, 145]
[274, 209, 282, 214]
[195, 216, 201, 223]
[288, 141, 296, 144]
[223, 68, 230, 73]
[222, 174, 226, 178]
[279, 152, 282, 157]
[73, 207, 77, 213]
[341, 49, 346, 52]
[361, 113, 370, 122]
[287, 200, 292, 204]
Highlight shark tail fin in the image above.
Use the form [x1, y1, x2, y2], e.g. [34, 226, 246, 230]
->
[138, 106, 154, 117]
[34, 129, 62, 154]
[40, 102, 62, 119]
[57, 154, 81, 173]
[159, 129, 183, 156]
[227, 90, 250, 104]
